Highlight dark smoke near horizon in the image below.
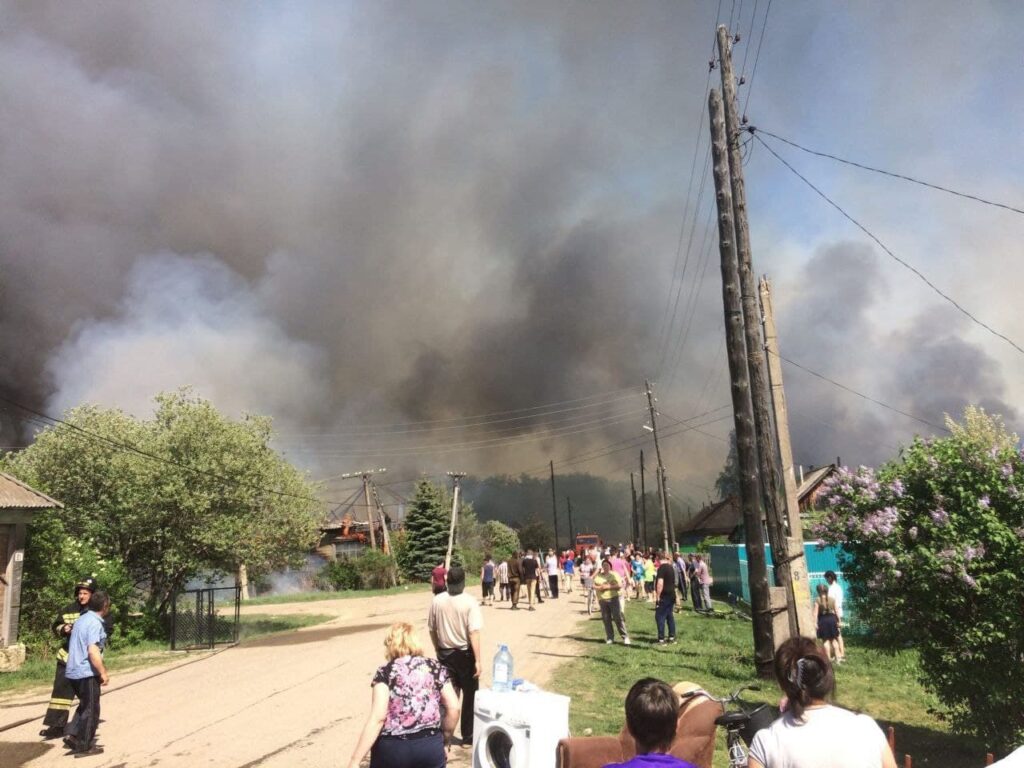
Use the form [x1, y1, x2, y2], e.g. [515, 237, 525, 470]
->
[1, 2, 1019, 493]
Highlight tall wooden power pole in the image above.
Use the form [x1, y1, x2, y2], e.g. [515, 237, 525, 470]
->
[644, 380, 672, 555]
[630, 472, 640, 545]
[760, 276, 813, 631]
[639, 451, 649, 549]
[370, 481, 398, 587]
[709, 85, 775, 676]
[444, 472, 465, 570]
[717, 23, 802, 640]
[549, 461, 560, 551]
[566, 496, 575, 548]
[339, 468, 388, 550]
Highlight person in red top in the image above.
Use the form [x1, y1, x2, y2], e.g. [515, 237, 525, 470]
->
[430, 563, 447, 595]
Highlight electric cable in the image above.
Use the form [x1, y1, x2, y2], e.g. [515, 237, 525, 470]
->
[752, 131, 1024, 358]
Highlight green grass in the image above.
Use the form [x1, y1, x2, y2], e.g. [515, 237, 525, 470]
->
[556, 598, 988, 768]
[0, 613, 335, 696]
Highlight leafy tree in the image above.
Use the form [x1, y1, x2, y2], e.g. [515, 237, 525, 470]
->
[398, 481, 451, 580]
[515, 512, 553, 553]
[4, 391, 322, 635]
[814, 407, 1024, 749]
[714, 431, 740, 501]
[480, 520, 521, 562]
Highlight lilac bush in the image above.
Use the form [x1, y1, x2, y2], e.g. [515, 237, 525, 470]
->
[813, 407, 1024, 748]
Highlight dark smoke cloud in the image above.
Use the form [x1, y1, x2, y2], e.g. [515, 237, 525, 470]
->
[0, 1, 1019, 490]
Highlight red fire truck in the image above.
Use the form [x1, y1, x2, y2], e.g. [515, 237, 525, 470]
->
[574, 533, 602, 557]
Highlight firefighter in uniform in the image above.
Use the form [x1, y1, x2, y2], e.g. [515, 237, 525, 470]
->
[40, 578, 111, 739]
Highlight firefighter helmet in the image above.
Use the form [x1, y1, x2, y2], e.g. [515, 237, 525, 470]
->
[74, 577, 98, 595]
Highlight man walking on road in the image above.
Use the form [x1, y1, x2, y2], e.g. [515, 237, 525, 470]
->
[654, 552, 677, 644]
[428, 566, 482, 747]
[496, 557, 509, 602]
[507, 552, 523, 610]
[63, 590, 111, 757]
[521, 549, 540, 611]
[545, 549, 560, 598]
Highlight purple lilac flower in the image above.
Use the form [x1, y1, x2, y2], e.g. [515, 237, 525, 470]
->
[889, 479, 905, 497]
[962, 571, 978, 589]
[874, 550, 897, 567]
[908, 526, 918, 541]
[892, 570, 903, 579]
[930, 508, 949, 525]
[862, 507, 899, 537]
[938, 548, 957, 561]
[1002, 464, 1014, 479]
[979, 495, 990, 509]
[964, 544, 986, 562]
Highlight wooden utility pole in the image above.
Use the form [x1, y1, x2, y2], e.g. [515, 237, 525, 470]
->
[717, 23, 801, 640]
[566, 496, 575, 548]
[709, 85, 775, 676]
[444, 472, 466, 570]
[338, 467, 388, 551]
[760, 276, 813, 630]
[639, 451, 649, 549]
[370, 481, 398, 587]
[630, 472, 640, 545]
[549, 461, 560, 551]
[644, 380, 672, 555]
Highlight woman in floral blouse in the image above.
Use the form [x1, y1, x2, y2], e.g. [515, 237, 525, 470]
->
[347, 622, 461, 768]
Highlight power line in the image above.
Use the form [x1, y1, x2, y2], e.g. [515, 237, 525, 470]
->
[281, 386, 641, 435]
[769, 349, 949, 433]
[754, 127, 1024, 217]
[0, 397, 343, 507]
[751, 131, 1024, 358]
[741, 0, 773, 117]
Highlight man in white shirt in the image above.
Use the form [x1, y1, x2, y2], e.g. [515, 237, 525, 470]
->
[428, 566, 482, 746]
[824, 570, 846, 662]
[545, 549, 560, 598]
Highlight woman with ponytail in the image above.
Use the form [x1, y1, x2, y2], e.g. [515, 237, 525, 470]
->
[748, 637, 896, 768]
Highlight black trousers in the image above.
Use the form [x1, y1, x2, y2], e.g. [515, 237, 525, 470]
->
[66, 676, 101, 751]
[548, 574, 559, 597]
[436, 647, 477, 742]
[43, 661, 75, 729]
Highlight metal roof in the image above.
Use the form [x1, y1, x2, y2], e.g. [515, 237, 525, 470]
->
[0, 472, 63, 509]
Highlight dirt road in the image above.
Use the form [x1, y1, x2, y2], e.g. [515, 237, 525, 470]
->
[0, 585, 592, 767]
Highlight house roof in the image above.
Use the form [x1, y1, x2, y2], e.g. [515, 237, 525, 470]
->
[0, 472, 63, 509]
[678, 495, 742, 536]
[797, 464, 837, 502]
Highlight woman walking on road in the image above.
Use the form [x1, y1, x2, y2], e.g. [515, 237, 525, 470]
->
[347, 623, 460, 768]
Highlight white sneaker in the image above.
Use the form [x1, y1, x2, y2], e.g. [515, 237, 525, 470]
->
[606, 639, 613, 644]
[623, 637, 631, 645]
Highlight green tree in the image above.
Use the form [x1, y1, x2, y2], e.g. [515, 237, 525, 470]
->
[480, 520, 521, 562]
[398, 481, 451, 581]
[4, 391, 322, 635]
[814, 407, 1024, 749]
[714, 431, 740, 501]
[515, 512, 553, 553]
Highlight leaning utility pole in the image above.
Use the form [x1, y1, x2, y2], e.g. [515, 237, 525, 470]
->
[709, 85, 774, 676]
[760, 276, 813, 629]
[370, 481, 398, 587]
[639, 451, 649, 549]
[444, 472, 466, 570]
[630, 472, 640, 545]
[717, 23, 804, 639]
[644, 380, 672, 555]
[339, 468, 388, 550]
[549, 461, 560, 551]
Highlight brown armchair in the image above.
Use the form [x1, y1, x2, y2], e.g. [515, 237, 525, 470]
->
[555, 683, 719, 768]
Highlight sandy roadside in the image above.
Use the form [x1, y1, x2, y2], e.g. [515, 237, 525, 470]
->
[0, 582, 594, 767]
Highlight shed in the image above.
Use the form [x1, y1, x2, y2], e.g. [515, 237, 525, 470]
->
[0, 472, 62, 669]
[677, 495, 743, 543]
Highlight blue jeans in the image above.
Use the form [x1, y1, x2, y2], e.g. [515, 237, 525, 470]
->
[370, 730, 445, 768]
[655, 599, 676, 640]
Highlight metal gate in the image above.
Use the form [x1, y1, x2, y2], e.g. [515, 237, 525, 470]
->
[170, 585, 241, 650]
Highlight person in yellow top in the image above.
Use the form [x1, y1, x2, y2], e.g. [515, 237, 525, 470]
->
[643, 555, 657, 603]
[593, 559, 630, 645]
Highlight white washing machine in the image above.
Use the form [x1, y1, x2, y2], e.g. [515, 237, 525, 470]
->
[472, 688, 570, 768]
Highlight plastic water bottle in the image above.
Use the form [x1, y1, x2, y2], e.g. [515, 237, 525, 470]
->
[492, 644, 513, 692]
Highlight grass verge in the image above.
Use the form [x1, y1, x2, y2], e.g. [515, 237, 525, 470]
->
[240, 582, 432, 606]
[0, 613, 334, 697]
[555, 598, 987, 768]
